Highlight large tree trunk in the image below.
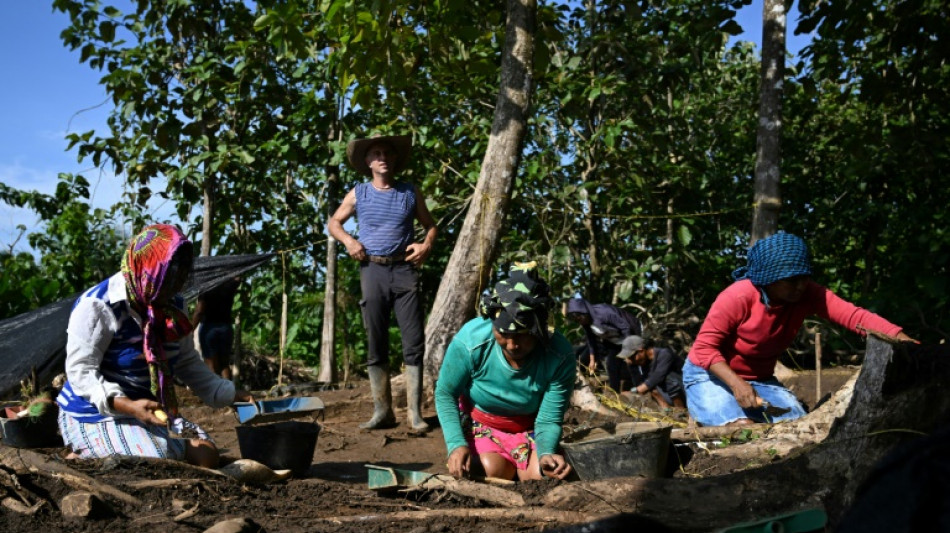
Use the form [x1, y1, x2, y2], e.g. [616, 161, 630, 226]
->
[423, 0, 536, 384]
[750, 0, 786, 244]
[546, 337, 950, 531]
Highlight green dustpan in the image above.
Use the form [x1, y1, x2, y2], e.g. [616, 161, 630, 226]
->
[717, 507, 827, 533]
[365, 464, 436, 490]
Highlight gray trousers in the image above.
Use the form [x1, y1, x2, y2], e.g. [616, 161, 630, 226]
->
[359, 261, 425, 367]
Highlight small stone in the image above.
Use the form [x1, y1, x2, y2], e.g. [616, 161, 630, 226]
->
[60, 491, 110, 519]
[203, 517, 265, 533]
[218, 459, 292, 486]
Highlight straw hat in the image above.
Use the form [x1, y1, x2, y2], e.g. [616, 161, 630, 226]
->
[345, 134, 413, 177]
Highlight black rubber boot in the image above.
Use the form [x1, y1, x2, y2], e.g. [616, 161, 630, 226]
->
[406, 365, 430, 432]
[360, 365, 396, 430]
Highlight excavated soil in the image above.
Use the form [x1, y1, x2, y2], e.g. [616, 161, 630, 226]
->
[1, 367, 858, 532]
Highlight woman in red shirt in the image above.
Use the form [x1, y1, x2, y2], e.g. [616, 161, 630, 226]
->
[683, 232, 915, 427]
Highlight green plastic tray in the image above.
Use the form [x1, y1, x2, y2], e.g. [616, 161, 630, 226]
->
[365, 464, 436, 490]
[717, 507, 827, 533]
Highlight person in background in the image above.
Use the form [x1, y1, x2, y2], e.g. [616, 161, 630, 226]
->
[566, 297, 641, 394]
[56, 224, 253, 467]
[617, 335, 686, 409]
[684, 231, 916, 427]
[328, 133, 437, 431]
[436, 263, 575, 481]
[192, 276, 241, 379]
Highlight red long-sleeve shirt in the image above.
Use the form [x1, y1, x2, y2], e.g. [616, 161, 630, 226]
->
[688, 279, 902, 381]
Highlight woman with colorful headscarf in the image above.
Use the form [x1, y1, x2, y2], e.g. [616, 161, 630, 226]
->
[56, 224, 253, 466]
[435, 262, 576, 481]
[684, 232, 916, 427]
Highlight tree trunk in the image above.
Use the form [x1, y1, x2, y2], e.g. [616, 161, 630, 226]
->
[750, 0, 786, 244]
[579, 160, 601, 296]
[318, 118, 340, 384]
[318, 211, 338, 383]
[423, 0, 536, 384]
[200, 175, 215, 257]
[580, 0, 601, 298]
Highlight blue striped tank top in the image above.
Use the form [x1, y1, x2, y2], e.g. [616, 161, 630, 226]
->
[354, 182, 416, 256]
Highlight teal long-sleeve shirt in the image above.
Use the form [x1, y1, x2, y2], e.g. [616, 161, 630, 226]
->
[435, 318, 576, 457]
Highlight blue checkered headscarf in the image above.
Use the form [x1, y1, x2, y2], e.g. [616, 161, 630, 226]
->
[732, 232, 812, 286]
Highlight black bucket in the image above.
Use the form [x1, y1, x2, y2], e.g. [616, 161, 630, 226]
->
[236, 421, 320, 477]
[562, 422, 671, 481]
[0, 405, 63, 448]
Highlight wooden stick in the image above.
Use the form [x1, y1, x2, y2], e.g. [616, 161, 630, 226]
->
[815, 331, 822, 406]
[0, 447, 141, 506]
[122, 479, 204, 489]
[671, 424, 773, 442]
[409, 475, 526, 507]
[1, 471, 38, 507]
[313, 507, 601, 525]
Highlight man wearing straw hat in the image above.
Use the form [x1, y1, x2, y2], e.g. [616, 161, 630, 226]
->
[328, 134, 437, 431]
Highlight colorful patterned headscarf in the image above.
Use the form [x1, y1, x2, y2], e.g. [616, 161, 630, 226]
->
[479, 261, 553, 343]
[121, 224, 194, 417]
[732, 231, 812, 287]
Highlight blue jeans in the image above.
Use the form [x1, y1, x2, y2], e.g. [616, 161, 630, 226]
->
[682, 359, 806, 426]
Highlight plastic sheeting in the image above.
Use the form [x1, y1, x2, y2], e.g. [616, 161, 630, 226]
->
[0, 253, 274, 399]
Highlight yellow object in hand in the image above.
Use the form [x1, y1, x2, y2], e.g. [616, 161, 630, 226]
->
[154, 409, 169, 423]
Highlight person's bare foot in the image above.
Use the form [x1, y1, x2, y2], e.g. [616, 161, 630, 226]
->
[726, 418, 755, 427]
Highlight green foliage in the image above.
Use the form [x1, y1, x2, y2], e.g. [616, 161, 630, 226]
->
[0, 176, 124, 318]
[7, 0, 947, 380]
[714, 428, 758, 448]
[787, 0, 950, 340]
[511, 0, 760, 318]
[0, 251, 59, 319]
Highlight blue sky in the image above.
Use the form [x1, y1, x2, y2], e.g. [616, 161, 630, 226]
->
[0, 2, 149, 253]
[0, 1, 812, 255]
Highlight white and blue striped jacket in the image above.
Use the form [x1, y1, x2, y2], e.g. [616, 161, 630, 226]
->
[56, 273, 235, 422]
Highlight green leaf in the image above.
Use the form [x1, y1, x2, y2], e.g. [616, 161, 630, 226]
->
[254, 13, 276, 30]
[678, 226, 693, 246]
[99, 21, 115, 43]
[719, 20, 743, 36]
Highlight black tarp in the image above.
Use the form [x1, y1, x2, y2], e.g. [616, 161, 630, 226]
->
[0, 253, 275, 399]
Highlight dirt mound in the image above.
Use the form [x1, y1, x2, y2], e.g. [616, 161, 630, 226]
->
[1, 366, 862, 532]
[1, 381, 587, 532]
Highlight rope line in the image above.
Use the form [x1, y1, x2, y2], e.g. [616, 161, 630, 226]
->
[548, 203, 751, 222]
[578, 364, 688, 428]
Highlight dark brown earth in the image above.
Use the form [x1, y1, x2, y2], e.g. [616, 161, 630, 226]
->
[1, 366, 857, 532]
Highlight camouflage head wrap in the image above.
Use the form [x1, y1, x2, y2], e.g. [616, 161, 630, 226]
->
[478, 261, 552, 343]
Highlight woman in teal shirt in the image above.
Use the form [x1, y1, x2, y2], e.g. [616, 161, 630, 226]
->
[435, 263, 576, 481]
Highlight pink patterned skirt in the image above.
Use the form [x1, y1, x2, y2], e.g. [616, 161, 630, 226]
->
[459, 401, 536, 470]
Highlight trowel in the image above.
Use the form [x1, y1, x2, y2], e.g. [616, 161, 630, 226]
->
[155, 409, 199, 440]
[754, 397, 792, 417]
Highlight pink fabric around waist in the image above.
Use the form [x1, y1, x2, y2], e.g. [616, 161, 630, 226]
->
[468, 405, 535, 434]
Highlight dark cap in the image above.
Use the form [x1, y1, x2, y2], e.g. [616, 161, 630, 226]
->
[616, 335, 647, 359]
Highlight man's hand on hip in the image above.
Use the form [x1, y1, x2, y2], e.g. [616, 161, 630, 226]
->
[345, 239, 367, 261]
[405, 241, 431, 266]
